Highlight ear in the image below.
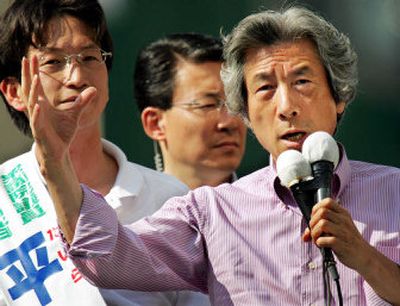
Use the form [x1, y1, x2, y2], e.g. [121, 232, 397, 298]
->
[0, 78, 26, 111]
[141, 107, 167, 141]
[336, 101, 346, 116]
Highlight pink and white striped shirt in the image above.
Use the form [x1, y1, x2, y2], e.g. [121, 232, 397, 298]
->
[68, 149, 399, 305]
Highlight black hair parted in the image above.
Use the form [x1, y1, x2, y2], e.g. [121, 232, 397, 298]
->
[133, 32, 223, 113]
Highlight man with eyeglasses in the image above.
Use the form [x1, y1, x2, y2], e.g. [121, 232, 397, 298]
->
[136, 33, 247, 190]
[0, 0, 192, 305]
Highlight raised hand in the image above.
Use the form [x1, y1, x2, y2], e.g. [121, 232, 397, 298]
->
[22, 55, 96, 241]
[23, 55, 97, 163]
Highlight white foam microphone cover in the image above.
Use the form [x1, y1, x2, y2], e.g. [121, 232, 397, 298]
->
[276, 149, 312, 187]
[302, 131, 339, 167]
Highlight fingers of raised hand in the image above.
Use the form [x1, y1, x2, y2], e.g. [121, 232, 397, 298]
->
[21, 57, 31, 101]
[27, 75, 40, 128]
[22, 56, 41, 116]
[68, 86, 97, 120]
[79, 86, 97, 107]
[27, 73, 38, 114]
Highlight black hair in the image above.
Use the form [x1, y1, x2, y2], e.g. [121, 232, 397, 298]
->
[134, 32, 222, 112]
[0, 0, 113, 135]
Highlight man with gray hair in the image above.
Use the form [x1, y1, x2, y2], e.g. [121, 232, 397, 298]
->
[25, 6, 400, 306]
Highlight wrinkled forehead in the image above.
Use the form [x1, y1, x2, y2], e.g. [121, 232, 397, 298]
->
[242, 39, 324, 76]
[243, 38, 320, 63]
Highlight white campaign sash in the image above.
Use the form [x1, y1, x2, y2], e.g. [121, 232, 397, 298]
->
[0, 153, 106, 306]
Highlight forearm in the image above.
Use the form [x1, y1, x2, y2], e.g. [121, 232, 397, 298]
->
[358, 243, 400, 305]
[71, 223, 202, 291]
[40, 153, 82, 243]
[68, 187, 207, 292]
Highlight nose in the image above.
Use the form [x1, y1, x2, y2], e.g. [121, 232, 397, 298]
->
[277, 85, 299, 120]
[63, 59, 88, 89]
[216, 105, 241, 132]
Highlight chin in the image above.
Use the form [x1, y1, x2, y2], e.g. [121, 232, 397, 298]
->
[216, 160, 240, 172]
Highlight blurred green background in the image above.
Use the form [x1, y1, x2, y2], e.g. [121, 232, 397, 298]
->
[1, 0, 399, 176]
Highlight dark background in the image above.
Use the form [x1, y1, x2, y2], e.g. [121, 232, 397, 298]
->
[1, 0, 399, 175]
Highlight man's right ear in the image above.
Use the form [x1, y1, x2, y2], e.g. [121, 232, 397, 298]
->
[0, 78, 26, 111]
[141, 107, 166, 141]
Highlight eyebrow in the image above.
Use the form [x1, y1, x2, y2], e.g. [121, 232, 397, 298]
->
[252, 72, 274, 83]
[203, 92, 223, 98]
[252, 65, 314, 83]
[291, 65, 314, 77]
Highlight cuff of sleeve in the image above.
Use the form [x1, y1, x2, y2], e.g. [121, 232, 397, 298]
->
[65, 184, 118, 258]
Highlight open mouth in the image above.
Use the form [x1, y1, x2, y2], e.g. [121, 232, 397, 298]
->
[282, 131, 306, 142]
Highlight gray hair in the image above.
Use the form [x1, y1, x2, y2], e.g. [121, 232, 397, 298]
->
[221, 6, 358, 124]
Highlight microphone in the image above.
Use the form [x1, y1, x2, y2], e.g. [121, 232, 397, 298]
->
[276, 150, 315, 224]
[302, 131, 339, 202]
[302, 131, 340, 281]
[277, 132, 342, 304]
[276, 149, 312, 187]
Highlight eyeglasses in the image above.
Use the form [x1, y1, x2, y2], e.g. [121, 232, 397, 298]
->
[38, 48, 112, 75]
[172, 95, 226, 115]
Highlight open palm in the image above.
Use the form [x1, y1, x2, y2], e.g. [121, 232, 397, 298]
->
[23, 56, 97, 162]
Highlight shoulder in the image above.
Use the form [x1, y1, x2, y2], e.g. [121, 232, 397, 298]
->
[346, 160, 400, 203]
[189, 166, 272, 204]
[0, 151, 33, 173]
[230, 166, 273, 192]
[101, 138, 189, 198]
[349, 160, 400, 182]
[126, 161, 189, 195]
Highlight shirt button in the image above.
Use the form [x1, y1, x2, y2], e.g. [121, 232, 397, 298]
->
[307, 261, 317, 270]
